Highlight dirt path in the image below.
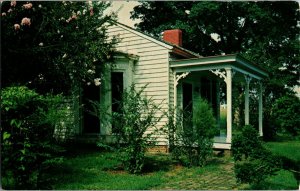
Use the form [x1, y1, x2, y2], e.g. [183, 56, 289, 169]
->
[154, 158, 248, 190]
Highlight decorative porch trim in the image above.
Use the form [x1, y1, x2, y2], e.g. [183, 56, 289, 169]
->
[244, 75, 252, 84]
[175, 72, 190, 86]
[210, 69, 235, 85]
[210, 69, 226, 81]
[171, 54, 268, 79]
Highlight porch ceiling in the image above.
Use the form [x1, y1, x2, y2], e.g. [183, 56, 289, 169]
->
[170, 54, 268, 80]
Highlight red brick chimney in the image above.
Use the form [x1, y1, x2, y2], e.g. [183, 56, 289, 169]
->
[163, 29, 182, 47]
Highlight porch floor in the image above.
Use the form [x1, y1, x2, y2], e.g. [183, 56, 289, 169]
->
[213, 135, 231, 150]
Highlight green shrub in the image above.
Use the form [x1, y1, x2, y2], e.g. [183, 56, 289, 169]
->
[112, 85, 163, 174]
[271, 94, 300, 136]
[1, 86, 65, 189]
[167, 98, 216, 167]
[232, 125, 281, 185]
[232, 125, 264, 161]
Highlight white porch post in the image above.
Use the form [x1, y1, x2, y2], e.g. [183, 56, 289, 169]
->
[216, 81, 221, 130]
[244, 76, 251, 125]
[258, 82, 263, 136]
[226, 68, 232, 143]
[173, 72, 177, 111]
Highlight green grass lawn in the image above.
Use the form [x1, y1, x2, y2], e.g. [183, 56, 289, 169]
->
[46, 148, 248, 190]
[262, 139, 300, 190]
[48, 151, 164, 190]
[41, 140, 300, 190]
[265, 140, 300, 162]
[10, 139, 297, 190]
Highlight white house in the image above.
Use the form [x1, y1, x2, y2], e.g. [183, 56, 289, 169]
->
[70, 22, 268, 151]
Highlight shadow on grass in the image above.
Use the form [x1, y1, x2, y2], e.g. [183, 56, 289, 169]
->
[143, 154, 174, 173]
[45, 154, 119, 189]
[45, 150, 169, 189]
[277, 155, 300, 186]
[272, 134, 300, 142]
[250, 180, 297, 190]
[61, 142, 104, 157]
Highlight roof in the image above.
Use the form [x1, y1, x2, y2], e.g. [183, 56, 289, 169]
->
[114, 21, 201, 59]
[170, 54, 268, 80]
[112, 22, 268, 80]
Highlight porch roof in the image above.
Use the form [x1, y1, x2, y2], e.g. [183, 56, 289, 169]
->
[170, 54, 268, 80]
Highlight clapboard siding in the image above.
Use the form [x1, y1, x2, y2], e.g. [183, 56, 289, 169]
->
[135, 61, 169, 70]
[128, 46, 168, 52]
[118, 43, 167, 50]
[135, 70, 166, 75]
[138, 54, 168, 62]
[135, 72, 168, 80]
[137, 94, 168, 101]
[106, 24, 171, 144]
[119, 36, 150, 43]
[107, 27, 129, 33]
[142, 91, 169, 97]
[135, 76, 168, 84]
[117, 39, 150, 47]
[136, 48, 169, 54]
[137, 86, 168, 92]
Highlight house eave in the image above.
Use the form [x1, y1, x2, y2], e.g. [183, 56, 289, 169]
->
[115, 22, 173, 50]
[114, 22, 202, 59]
[172, 46, 202, 59]
[170, 54, 268, 79]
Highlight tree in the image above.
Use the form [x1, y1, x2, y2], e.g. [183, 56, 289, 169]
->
[271, 94, 300, 136]
[1, 1, 117, 95]
[131, 2, 300, 139]
[1, 2, 117, 188]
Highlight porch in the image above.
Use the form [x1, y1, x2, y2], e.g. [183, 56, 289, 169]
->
[171, 54, 268, 149]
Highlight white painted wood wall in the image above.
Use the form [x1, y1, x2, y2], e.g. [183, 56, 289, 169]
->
[106, 24, 173, 145]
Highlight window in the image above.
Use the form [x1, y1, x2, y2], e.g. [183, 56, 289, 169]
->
[111, 72, 124, 133]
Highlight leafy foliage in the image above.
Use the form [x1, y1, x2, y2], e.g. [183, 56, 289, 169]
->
[271, 94, 300, 136]
[232, 125, 281, 185]
[167, 98, 216, 167]
[1, 86, 65, 189]
[232, 125, 263, 161]
[110, 85, 163, 174]
[1, 1, 117, 95]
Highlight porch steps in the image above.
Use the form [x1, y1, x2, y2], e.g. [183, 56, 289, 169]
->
[213, 142, 231, 150]
[213, 135, 231, 150]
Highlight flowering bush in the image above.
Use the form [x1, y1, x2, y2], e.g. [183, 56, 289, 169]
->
[1, 1, 117, 94]
[20, 17, 31, 26]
